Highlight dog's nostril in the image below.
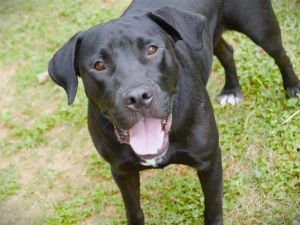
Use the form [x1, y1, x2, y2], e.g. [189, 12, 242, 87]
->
[129, 97, 136, 105]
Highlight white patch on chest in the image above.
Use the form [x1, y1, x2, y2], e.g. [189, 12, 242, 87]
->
[140, 155, 164, 167]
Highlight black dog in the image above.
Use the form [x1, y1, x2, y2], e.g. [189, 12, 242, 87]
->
[48, 0, 299, 224]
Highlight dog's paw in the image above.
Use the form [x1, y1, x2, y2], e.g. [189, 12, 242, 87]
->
[217, 88, 243, 106]
[217, 93, 242, 106]
[286, 80, 300, 98]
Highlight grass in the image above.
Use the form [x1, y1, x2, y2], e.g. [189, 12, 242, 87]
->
[0, 166, 19, 202]
[0, 0, 299, 224]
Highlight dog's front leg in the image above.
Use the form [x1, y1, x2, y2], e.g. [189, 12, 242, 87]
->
[197, 149, 223, 225]
[111, 169, 144, 225]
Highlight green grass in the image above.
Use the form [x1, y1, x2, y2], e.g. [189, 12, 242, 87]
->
[0, 166, 19, 202]
[0, 0, 299, 224]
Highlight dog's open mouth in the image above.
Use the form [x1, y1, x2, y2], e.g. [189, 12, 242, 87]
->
[114, 114, 172, 160]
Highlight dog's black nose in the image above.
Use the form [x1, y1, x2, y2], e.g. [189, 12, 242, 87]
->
[124, 86, 153, 111]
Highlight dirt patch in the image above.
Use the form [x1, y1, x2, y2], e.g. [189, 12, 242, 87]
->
[81, 215, 98, 225]
[0, 124, 9, 142]
[228, 184, 263, 224]
[0, 193, 46, 225]
[245, 144, 261, 159]
[98, 0, 130, 6]
[0, 63, 15, 109]
[0, 140, 93, 225]
[102, 203, 117, 216]
[0, 63, 16, 144]
[223, 154, 252, 179]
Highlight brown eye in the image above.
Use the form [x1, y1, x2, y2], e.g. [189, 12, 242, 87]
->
[147, 45, 158, 56]
[93, 61, 105, 71]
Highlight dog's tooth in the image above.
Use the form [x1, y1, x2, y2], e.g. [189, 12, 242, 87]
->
[113, 125, 129, 144]
[161, 119, 167, 131]
[114, 126, 122, 143]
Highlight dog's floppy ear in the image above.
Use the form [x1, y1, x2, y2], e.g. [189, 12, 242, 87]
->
[148, 7, 206, 50]
[48, 32, 83, 105]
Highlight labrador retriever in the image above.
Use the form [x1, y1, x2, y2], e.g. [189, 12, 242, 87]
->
[48, 0, 299, 224]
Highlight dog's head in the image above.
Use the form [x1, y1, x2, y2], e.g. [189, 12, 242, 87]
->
[48, 7, 205, 159]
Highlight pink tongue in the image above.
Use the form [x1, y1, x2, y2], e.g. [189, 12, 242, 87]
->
[129, 118, 164, 155]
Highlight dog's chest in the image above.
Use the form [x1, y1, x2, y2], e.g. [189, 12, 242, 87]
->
[140, 156, 164, 167]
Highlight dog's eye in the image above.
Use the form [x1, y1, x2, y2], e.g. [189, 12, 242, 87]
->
[93, 61, 105, 71]
[147, 45, 158, 56]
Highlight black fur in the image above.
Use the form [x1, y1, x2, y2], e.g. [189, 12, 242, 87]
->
[48, 1, 299, 224]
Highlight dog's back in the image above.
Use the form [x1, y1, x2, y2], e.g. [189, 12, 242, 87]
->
[126, 0, 300, 100]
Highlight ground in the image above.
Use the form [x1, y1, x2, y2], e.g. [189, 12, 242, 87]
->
[0, 0, 299, 224]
